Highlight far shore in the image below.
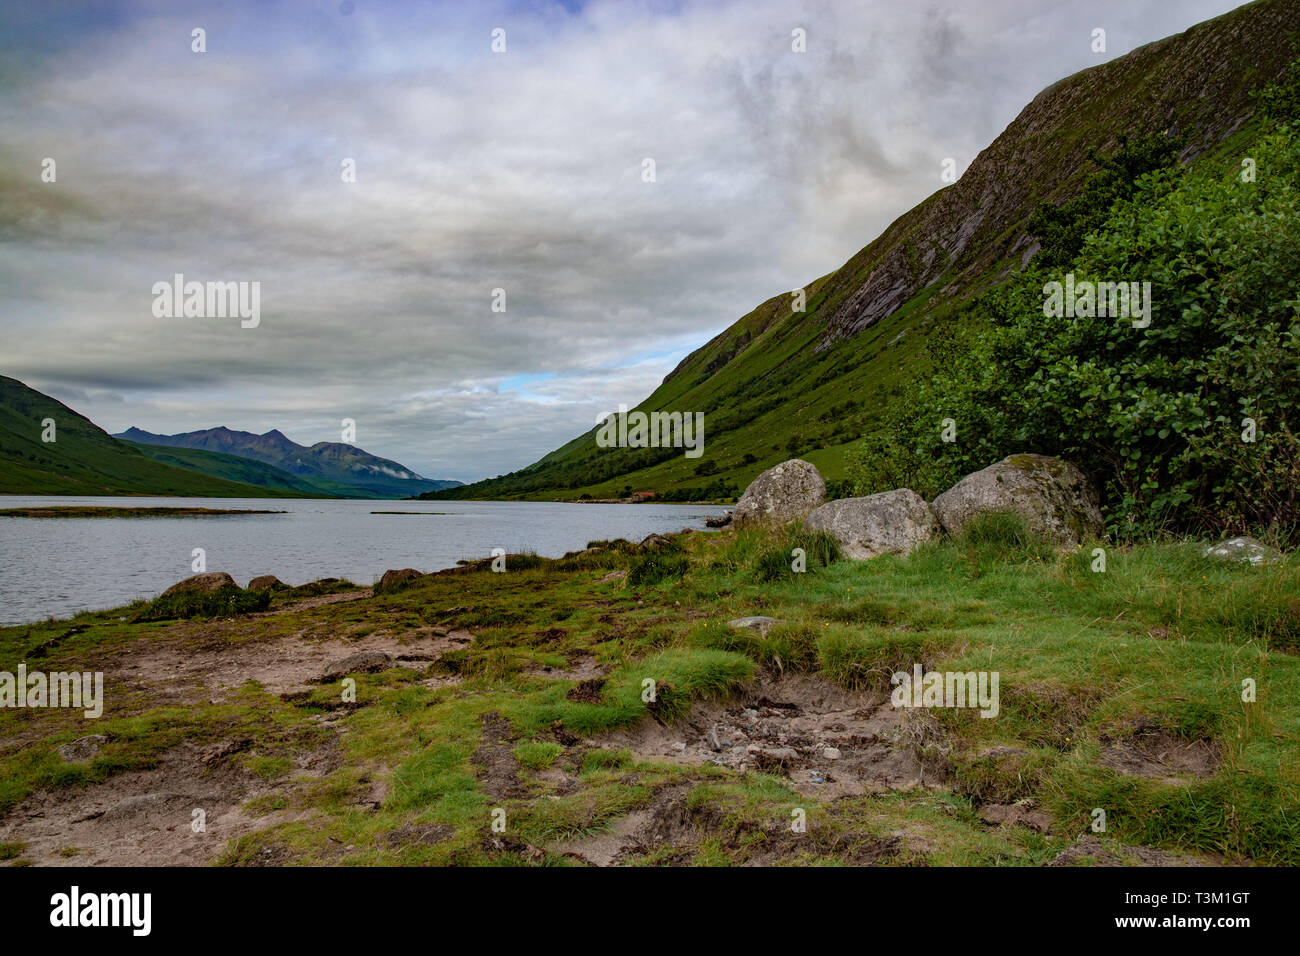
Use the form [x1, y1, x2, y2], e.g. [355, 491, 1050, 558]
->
[0, 506, 287, 518]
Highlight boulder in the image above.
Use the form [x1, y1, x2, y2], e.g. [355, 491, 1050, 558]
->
[247, 574, 288, 591]
[376, 568, 423, 593]
[931, 454, 1103, 545]
[1202, 536, 1283, 566]
[639, 533, 673, 552]
[319, 650, 393, 682]
[161, 571, 237, 597]
[732, 459, 826, 528]
[727, 616, 780, 635]
[804, 489, 939, 560]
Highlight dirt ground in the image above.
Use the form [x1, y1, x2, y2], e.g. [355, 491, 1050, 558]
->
[591, 673, 939, 799]
[0, 739, 331, 866]
[0, 592, 474, 866]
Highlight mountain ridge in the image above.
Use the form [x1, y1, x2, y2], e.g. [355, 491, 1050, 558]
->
[115, 425, 459, 498]
[0, 375, 310, 498]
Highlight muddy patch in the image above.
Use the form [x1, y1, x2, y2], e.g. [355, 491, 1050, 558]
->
[556, 784, 903, 867]
[471, 711, 525, 800]
[114, 624, 474, 702]
[1049, 835, 1224, 867]
[530, 652, 608, 682]
[380, 822, 455, 849]
[1100, 719, 1220, 782]
[0, 740, 327, 866]
[977, 801, 1054, 833]
[591, 674, 941, 798]
[566, 678, 607, 704]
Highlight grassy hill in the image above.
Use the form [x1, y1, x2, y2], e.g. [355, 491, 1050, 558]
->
[430, 0, 1300, 502]
[0, 375, 311, 497]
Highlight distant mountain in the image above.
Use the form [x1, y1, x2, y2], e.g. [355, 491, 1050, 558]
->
[116, 426, 460, 498]
[428, 0, 1300, 502]
[0, 375, 306, 497]
[120, 442, 342, 497]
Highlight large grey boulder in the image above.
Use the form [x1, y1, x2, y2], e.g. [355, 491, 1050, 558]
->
[161, 571, 238, 597]
[733, 459, 826, 528]
[931, 454, 1103, 545]
[804, 489, 939, 560]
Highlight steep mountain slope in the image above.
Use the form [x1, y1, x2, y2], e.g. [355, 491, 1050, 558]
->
[117, 426, 460, 498]
[431, 0, 1300, 502]
[0, 376, 305, 497]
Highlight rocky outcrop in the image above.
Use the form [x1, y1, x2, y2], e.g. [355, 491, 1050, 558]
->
[804, 489, 939, 560]
[161, 571, 238, 596]
[732, 459, 826, 528]
[318, 651, 393, 682]
[931, 454, 1103, 545]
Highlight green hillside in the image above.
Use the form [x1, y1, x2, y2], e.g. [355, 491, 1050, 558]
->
[429, 0, 1300, 503]
[0, 375, 308, 497]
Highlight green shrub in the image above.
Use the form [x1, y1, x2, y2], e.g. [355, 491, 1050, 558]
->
[626, 551, 689, 587]
[137, 586, 270, 621]
[955, 511, 1057, 563]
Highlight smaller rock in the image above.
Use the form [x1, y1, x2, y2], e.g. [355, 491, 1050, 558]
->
[640, 533, 673, 551]
[705, 512, 733, 529]
[727, 616, 780, 635]
[161, 572, 237, 597]
[247, 574, 288, 591]
[319, 650, 393, 682]
[1202, 536, 1283, 566]
[376, 568, 424, 593]
[822, 747, 842, 760]
[58, 734, 107, 763]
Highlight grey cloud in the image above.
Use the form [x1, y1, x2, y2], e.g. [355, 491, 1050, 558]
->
[0, 0, 1249, 480]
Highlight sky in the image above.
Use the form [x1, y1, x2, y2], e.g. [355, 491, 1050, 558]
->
[0, 0, 1249, 482]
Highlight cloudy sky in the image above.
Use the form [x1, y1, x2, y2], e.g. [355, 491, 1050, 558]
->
[0, 0, 1246, 482]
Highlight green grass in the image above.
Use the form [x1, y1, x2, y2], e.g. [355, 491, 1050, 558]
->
[136, 587, 272, 621]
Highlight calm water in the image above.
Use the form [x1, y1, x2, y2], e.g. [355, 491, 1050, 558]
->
[0, 496, 728, 625]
